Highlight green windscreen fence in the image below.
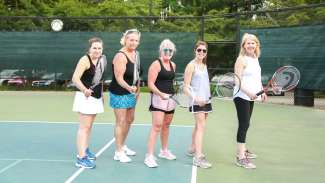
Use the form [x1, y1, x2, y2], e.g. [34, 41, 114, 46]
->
[241, 24, 325, 90]
[0, 32, 197, 81]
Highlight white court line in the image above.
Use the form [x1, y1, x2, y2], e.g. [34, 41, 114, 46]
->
[64, 138, 115, 183]
[0, 158, 73, 162]
[0, 120, 194, 128]
[191, 162, 197, 183]
[0, 159, 23, 174]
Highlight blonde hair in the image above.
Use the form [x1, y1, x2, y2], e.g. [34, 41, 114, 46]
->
[120, 28, 141, 46]
[239, 33, 261, 57]
[159, 39, 176, 53]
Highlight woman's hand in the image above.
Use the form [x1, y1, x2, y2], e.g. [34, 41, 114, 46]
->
[83, 88, 93, 98]
[159, 92, 170, 100]
[127, 85, 137, 93]
[194, 96, 206, 107]
[247, 92, 258, 100]
[261, 93, 267, 102]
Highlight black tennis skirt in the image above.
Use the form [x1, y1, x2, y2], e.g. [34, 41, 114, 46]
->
[189, 103, 212, 113]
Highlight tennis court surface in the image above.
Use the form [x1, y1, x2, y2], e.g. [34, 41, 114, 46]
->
[0, 91, 324, 183]
[0, 121, 194, 183]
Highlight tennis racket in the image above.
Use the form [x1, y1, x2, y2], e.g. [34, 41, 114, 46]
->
[210, 72, 241, 99]
[127, 51, 140, 94]
[90, 54, 107, 90]
[257, 65, 300, 96]
[132, 51, 140, 86]
[169, 84, 195, 108]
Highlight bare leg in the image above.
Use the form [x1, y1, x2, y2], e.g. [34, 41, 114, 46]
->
[77, 113, 96, 157]
[237, 143, 246, 159]
[147, 111, 164, 155]
[194, 113, 208, 157]
[114, 108, 128, 152]
[121, 108, 135, 146]
[160, 113, 173, 151]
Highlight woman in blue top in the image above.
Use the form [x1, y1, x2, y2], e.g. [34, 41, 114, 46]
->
[109, 29, 141, 163]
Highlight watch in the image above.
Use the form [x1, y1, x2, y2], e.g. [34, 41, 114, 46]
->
[51, 19, 63, 32]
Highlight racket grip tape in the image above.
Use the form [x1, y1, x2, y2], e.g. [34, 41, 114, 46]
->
[256, 90, 264, 96]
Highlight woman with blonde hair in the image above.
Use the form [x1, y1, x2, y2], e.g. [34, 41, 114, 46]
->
[109, 29, 141, 163]
[144, 39, 177, 168]
[233, 33, 267, 169]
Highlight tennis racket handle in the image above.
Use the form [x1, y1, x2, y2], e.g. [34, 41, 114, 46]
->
[256, 90, 264, 96]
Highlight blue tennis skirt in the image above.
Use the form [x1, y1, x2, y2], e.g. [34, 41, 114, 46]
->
[109, 92, 136, 109]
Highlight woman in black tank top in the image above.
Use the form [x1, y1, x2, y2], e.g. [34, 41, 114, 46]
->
[144, 39, 177, 168]
[109, 29, 141, 163]
[71, 37, 105, 169]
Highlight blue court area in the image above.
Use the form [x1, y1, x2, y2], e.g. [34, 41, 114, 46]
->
[0, 121, 195, 183]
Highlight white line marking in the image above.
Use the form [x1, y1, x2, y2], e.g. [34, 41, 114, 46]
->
[64, 138, 115, 183]
[0, 158, 73, 162]
[0, 120, 79, 124]
[0, 160, 23, 174]
[191, 161, 197, 183]
[0, 120, 194, 128]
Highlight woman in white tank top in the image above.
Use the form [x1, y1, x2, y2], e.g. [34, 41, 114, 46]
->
[233, 33, 267, 169]
[183, 41, 212, 169]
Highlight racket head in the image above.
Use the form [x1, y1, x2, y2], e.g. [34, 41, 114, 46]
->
[172, 84, 195, 108]
[271, 66, 300, 92]
[211, 72, 241, 98]
[90, 54, 107, 89]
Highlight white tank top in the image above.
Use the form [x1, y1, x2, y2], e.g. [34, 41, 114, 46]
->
[190, 61, 211, 104]
[234, 56, 262, 101]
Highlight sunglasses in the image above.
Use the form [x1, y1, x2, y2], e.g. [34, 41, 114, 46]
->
[196, 48, 207, 53]
[163, 48, 173, 53]
[124, 29, 140, 36]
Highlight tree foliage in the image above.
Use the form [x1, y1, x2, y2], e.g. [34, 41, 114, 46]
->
[0, 0, 323, 38]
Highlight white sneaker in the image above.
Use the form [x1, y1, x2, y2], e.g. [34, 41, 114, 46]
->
[144, 154, 158, 168]
[113, 151, 132, 163]
[158, 149, 176, 160]
[123, 145, 136, 156]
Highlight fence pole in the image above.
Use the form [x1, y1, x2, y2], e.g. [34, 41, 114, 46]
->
[200, 16, 204, 41]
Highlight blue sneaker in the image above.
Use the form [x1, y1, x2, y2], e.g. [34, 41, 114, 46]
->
[86, 148, 96, 160]
[75, 156, 96, 169]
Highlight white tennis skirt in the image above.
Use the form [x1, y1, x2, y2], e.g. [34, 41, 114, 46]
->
[72, 91, 104, 114]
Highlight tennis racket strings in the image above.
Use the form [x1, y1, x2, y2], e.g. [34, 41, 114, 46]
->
[91, 54, 107, 89]
[271, 66, 300, 92]
[212, 72, 241, 98]
[171, 84, 195, 108]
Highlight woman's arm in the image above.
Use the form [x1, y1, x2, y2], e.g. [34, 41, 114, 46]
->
[72, 56, 93, 97]
[147, 60, 167, 98]
[183, 62, 198, 101]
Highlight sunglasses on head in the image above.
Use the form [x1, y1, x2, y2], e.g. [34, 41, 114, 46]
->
[196, 48, 207, 53]
[124, 29, 140, 36]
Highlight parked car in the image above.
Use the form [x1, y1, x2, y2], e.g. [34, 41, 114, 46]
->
[7, 77, 27, 86]
[31, 80, 55, 87]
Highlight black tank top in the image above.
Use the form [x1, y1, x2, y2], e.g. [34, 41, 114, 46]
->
[109, 51, 135, 95]
[80, 54, 103, 98]
[155, 58, 175, 94]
